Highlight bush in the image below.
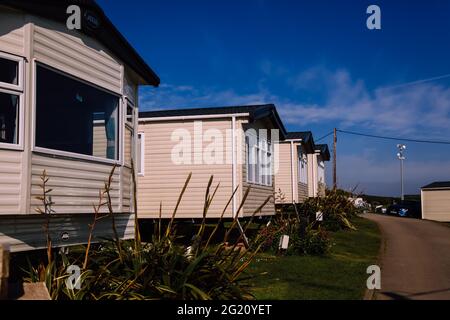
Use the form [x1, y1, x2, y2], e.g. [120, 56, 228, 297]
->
[23, 169, 271, 300]
[298, 188, 358, 232]
[289, 225, 330, 256]
[255, 215, 330, 256]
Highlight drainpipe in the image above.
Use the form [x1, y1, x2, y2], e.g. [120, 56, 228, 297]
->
[232, 116, 249, 247]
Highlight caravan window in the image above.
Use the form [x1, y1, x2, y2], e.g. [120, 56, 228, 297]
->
[0, 53, 23, 148]
[246, 131, 273, 186]
[298, 149, 308, 184]
[35, 65, 120, 160]
[0, 57, 18, 85]
[0, 92, 19, 144]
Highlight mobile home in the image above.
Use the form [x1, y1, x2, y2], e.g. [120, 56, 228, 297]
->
[421, 182, 450, 222]
[0, 0, 159, 252]
[308, 144, 330, 197]
[137, 104, 286, 220]
[274, 131, 315, 205]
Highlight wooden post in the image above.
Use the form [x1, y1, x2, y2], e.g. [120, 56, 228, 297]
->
[0, 243, 10, 300]
[333, 128, 337, 189]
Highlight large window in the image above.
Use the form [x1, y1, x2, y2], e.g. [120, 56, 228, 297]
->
[35, 65, 120, 161]
[246, 132, 272, 186]
[0, 53, 23, 148]
[298, 149, 308, 184]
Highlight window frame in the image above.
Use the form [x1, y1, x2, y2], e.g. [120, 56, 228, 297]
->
[123, 98, 135, 168]
[298, 149, 308, 184]
[32, 61, 123, 165]
[245, 131, 273, 187]
[137, 131, 145, 176]
[0, 52, 25, 151]
[0, 51, 24, 91]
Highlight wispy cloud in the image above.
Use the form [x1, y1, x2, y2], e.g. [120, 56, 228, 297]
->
[282, 66, 450, 137]
[334, 151, 450, 196]
[141, 66, 450, 138]
[140, 84, 273, 111]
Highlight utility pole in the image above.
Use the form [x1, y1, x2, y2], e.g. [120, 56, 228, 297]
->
[333, 128, 337, 190]
[397, 144, 406, 201]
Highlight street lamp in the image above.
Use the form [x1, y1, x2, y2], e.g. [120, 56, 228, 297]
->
[396, 144, 406, 201]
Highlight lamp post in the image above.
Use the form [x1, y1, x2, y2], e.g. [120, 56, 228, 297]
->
[396, 144, 406, 201]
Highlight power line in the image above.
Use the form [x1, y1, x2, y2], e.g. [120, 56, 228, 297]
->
[316, 131, 334, 142]
[336, 129, 450, 145]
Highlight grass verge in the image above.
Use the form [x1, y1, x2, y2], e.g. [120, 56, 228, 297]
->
[247, 216, 380, 300]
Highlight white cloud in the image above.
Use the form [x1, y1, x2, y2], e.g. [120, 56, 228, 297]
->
[139, 66, 450, 195]
[332, 151, 450, 196]
[281, 67, 450, 137]
[142, 66, 450, 138]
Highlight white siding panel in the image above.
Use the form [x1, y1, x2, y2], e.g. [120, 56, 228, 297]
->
[138, 119, 234, 219]
[33, 22, 122, 93]
[0, 150, 22, 214]
[274, 142, 294, 204]
[122, 166, 133, 213]
[30, 154, 121, 214]
[0, 213, 135, 252]
[422, 190, 450, 222]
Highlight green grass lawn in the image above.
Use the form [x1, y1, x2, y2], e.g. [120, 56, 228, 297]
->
[247, 216, 381, 300]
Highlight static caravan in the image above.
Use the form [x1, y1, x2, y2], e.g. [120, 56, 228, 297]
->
[274, 132, 315, 205]
[421, 182, 450, 222]
[307, 144, 330, 198]
[137, 104, 286, 221]
[0, 0, 159, 252]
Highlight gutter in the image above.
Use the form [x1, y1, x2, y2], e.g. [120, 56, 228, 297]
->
[139, 113, 250, 122]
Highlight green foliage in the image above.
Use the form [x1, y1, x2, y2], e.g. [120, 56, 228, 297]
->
[24, 170, 270, 300]
[288, 224, 330, 256]
[256, 188, 359, 256]
[256, 216, 331, 256]
[299, 188, 358, 232]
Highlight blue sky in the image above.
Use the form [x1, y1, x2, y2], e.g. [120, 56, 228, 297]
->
[98, 0, 450, 196]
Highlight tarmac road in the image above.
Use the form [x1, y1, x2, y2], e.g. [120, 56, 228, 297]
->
[365, 213, 450, 300]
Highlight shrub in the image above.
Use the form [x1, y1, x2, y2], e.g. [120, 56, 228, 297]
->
[255, 216, 330, 256]
[23, 168, 272, 300]
[298, 188, 358, 232]
[288, 225, 330, 256]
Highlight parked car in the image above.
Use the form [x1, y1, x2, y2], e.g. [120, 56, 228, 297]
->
[387, 201, 421, 218]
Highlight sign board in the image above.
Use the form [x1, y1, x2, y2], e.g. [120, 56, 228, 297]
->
[278, 235, 290, 250]
[316, 211, 324, 221]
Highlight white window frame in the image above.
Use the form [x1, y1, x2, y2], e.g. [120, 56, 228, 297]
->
[123, 98, 135, 168]
[137, 132, 145, 176]
[0, 51, 24, 92]
[31, 61, 123, 165]
[246, 131, 273, 187]
[298, 150, 308, 184]
[0, 52, 25, 151]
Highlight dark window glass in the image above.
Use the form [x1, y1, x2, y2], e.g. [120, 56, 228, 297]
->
[35, 65, 119, 160]
[0, 92, 19, 144]
[0, 57, 18, 85]
[126, 104, 133, 125]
